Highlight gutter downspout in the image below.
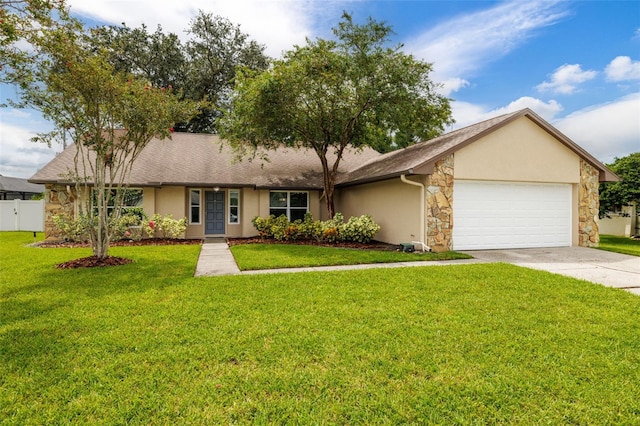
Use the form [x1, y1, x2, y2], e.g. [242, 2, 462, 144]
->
[400, 174, 430, 252]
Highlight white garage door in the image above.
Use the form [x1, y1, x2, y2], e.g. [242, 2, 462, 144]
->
[453, 180, 572, 250]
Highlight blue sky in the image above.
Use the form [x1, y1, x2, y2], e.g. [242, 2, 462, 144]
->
[1, 0, 638, 178]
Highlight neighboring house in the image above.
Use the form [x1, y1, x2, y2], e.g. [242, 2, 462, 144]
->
[0, 174, 45, 200]
[29, 108, 618, 251]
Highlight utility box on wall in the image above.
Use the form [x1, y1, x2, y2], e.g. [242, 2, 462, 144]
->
[398, 243, 415, 252]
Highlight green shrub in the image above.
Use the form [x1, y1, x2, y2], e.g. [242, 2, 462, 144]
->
[113, 213, 147, 241]
[339, 215, 381, 243]
[299, 212, 322, 241]
[270, 215, 291, 241]
[250, 212, 380, 244]
[52, 213, 90, 242]
[252, 216, 273, 238]
[145, 213, 188, 239]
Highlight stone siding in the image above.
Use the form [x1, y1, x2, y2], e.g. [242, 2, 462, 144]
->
[44, 184, 76, 239]
[426, 155, 454, 252]
[578, 160, 600, 247]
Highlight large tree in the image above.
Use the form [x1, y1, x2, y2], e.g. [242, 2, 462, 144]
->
[11, 8, 201, 259]
[221, 13, 453, 217]
[599, 152, 640, 218]
[182, 11, 269, 133]
[86, 11, 269, 133]
[88, 23, 187, 90]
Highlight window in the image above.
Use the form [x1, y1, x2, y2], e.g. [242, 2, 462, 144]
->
[190, 189, 201, 224]
[269, 191, 308, 221]
[229, 190, 239, 224]
[94, 188, 143, 219]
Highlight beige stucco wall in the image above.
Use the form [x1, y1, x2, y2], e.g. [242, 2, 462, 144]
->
[242, 188, 261, 237]
[454, 116, 581, 184]
[142, 188, 156, 216]
[154, 186, 186, 220]
[335, 177, 424, 245]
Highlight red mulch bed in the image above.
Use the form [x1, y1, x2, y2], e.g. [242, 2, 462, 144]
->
[227, 237, 397, 251]
[56, 256, 134, 269]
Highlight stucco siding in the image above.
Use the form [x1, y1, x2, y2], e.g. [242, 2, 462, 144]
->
[142, 188, 156, 216]
[155, 186, 186, 221]
[454, 116, 581, 184]
[335, 177, 423, 245]
[242, 188, 261, 237]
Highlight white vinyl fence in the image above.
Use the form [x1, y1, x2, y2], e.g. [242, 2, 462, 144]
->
[0, 199, 45, 232]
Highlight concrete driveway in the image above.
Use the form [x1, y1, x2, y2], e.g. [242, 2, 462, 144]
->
[464, 247, 640, 295]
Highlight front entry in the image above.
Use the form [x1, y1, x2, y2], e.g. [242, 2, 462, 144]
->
[205, 191, 225, 235]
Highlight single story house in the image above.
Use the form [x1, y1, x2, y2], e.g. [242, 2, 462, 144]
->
[0, 175, 45, 200]
[29, 108, 617, 251]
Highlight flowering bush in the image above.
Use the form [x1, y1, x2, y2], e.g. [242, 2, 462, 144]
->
[53, 211, 188, 241]
[112, 213, 147, 241]
[251, 212, 380, 243]
[52, 213, 90, 242]
[339, 215, 381, 243]
[144, 213, 187, 238]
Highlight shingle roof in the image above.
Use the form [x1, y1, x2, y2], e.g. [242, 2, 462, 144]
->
[0, 175, 45, 194]
[338, 108, 618, 185]
[29, 133, 381, 189]
[29, 108, 618, 187]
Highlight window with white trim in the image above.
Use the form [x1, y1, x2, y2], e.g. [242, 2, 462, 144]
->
[189, 189, 201, 224]
[229, 190, 239, 224]
[269, 191, 308, 221]
[94, 188, 144, 219]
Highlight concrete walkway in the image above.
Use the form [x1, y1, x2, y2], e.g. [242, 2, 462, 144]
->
[194, 241, 640, 296]
[194, 240, 241, 276]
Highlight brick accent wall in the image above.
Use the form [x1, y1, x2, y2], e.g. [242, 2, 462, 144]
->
[44, 184, 76, 239]
[426, 155, 454, 252]
[578, 160, 600, 247]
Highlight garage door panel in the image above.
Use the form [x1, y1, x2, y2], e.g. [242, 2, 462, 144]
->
[453, 181, 571, 250]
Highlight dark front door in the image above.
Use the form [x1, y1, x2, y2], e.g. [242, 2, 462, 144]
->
[205, 191, 225, 235]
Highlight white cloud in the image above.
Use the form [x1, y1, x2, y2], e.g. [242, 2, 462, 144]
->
[404, 0, 569, 92]
[67, 0, 335, 58]
[553, 93, 640, 163]
[451, 97, 563, 129]
[536, 64, 597, 94]
[0, 120, 60, 178]
[605, 56, 640, 82]
[438, 77, 470, 97]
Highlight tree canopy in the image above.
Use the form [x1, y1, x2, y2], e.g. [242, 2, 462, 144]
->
[1, 0, 68, 85]
[86, 11, 269, 133]
[599, 152, 640, 217]
[220, 13, 453, 217]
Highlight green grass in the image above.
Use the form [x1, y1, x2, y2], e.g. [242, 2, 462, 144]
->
[2, 231, 640, 424]
[597, 234, 640, 256]
[230, 243, 471, 270]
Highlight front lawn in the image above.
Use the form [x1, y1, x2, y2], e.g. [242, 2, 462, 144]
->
[598, 234, 640, 256]
[1, 232, 639, 424]
[230, 243, 471, 270]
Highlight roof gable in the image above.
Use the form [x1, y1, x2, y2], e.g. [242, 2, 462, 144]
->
[338, 108, 618, 185]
